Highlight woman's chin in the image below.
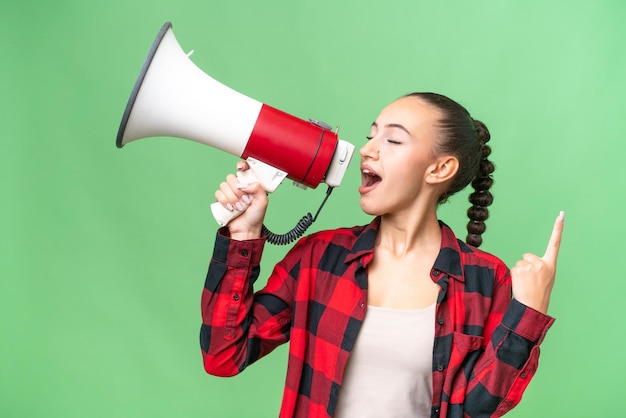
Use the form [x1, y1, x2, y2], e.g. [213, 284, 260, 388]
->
[359, 197, 383, 216]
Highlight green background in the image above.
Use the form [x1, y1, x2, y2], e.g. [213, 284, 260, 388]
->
[2, 1, 624, 417]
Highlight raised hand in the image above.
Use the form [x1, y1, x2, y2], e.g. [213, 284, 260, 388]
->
[511, 211, 565, 314]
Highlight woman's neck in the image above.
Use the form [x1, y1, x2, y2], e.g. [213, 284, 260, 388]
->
[377, 210, 442, 257]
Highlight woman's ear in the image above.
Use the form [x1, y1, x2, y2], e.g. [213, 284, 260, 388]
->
[425, 156, 459, 185]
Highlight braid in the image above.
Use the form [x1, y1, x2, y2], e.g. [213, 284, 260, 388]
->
[466, 120, 495, 247]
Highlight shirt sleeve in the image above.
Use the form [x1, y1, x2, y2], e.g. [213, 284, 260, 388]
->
[199, 228, 296, 377]
[463, 264, 556, 417]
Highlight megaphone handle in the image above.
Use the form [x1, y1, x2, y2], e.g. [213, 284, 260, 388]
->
[210, 201, 245, 227]
[210, 169, 257, 226]
[210, 159, 287, 226]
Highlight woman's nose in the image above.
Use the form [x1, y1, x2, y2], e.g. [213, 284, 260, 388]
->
[359, 138, 378, 158]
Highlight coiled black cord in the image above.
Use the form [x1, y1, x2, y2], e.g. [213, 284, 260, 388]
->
[262, 213, 313, 245]
[262, 186, 334, 245]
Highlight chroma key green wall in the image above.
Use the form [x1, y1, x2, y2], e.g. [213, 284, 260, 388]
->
[2, 1, 624, 417]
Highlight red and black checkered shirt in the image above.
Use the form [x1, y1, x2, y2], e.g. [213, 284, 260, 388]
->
[200, 218, 554, 417]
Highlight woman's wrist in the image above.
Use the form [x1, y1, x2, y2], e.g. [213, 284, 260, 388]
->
[229, 226, 263, 241]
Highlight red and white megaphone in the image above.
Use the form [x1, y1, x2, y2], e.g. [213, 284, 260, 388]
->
[116, 22, 355, 238]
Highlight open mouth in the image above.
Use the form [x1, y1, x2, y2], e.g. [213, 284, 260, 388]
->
[360, 168, 382, 193]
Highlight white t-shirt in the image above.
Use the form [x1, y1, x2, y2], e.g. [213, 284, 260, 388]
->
[333, 304, 436, 418]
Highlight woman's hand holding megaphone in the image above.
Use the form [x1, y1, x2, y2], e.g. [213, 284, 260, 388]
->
[214, 161, 269, 241]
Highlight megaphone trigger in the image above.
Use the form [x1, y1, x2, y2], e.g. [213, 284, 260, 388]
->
[240, 158, 287, 193]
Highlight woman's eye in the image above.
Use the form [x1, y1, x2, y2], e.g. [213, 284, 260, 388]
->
[365, 136, 401, 144]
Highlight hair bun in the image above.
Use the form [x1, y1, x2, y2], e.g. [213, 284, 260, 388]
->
[474, 120, 491, 145]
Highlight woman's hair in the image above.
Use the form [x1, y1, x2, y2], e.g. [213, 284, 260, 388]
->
[405, 92, 495, 247]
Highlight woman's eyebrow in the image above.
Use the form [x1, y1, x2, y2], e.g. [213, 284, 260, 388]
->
[377, 122, 411, 136]
[387, 123, 410, 134]
[371, 122, 410, 135]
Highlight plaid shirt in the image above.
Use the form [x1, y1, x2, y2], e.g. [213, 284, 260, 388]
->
[200, 217, 555, 417]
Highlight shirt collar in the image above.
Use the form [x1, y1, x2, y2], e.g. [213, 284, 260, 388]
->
[344, 217, 380, 266]
[344, 217, 465, 282]
[433, 220, 464, 282]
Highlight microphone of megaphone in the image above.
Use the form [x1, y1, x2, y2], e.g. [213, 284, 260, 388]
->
[116, 22, 355, 242]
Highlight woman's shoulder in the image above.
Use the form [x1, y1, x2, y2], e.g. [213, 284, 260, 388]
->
[279, 223, 372, 269]
[460, 239, 507, 267]
[451, 238, 511, 289]
[440, 222, 509, 271]
[301, 223, 371, 245]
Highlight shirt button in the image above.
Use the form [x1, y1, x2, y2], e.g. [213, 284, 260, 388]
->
[233, 294, 240, 301]
[437, 365, 443, 371]
[240, 249, 249, 256]
[432, 269, 440, 276]
[438, 318, 444, 325]
[521, 372, 527, 378]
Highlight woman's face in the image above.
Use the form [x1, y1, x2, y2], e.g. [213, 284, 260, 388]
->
[359, 96, 444, 216]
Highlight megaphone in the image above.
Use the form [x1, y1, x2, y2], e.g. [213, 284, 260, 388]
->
[116, 22, 355, 242]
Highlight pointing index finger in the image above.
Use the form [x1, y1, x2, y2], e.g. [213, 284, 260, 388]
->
[543, 211, 565, 263]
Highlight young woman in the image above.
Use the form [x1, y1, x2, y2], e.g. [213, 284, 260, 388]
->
[200, 92, 564, 417]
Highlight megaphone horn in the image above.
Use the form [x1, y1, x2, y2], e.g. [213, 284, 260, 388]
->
[116, 22, 355, 243]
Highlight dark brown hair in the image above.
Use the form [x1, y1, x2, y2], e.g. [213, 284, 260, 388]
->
[406, 92, 495, 247]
